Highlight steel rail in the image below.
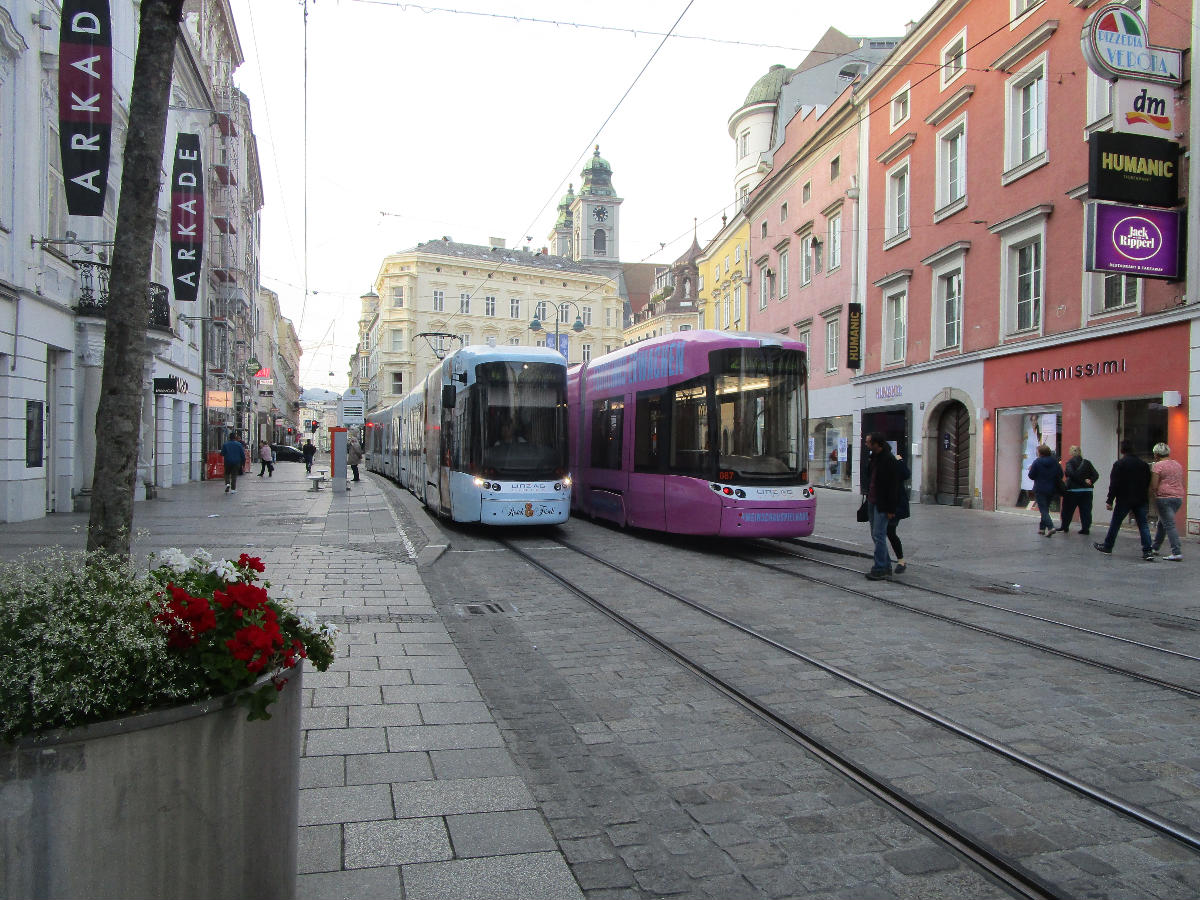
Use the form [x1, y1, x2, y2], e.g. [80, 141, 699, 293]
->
[538, 536, 1200, 856]
[500, 538, 1062, 900]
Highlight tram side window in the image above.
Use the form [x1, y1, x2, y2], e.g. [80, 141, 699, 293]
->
[669, 379, 711, 477]
[590, 397, 624, 470]
[634, 391, 665, 472]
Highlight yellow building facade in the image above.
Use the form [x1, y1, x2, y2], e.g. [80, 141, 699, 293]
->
[697, 218, 749, 331]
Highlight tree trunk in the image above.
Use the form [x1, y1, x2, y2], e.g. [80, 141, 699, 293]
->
[86, 0, 186, 556]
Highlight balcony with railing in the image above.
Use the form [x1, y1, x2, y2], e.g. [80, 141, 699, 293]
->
[75, 262, 172, 332]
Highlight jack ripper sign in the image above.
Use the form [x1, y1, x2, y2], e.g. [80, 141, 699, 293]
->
[1086, 202, 1183, 280]
[170, 133, 204, 302]
[58, 0, 112, 217]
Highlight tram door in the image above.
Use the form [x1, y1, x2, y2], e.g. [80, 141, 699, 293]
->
[935, 402, 970, 505]
[627, 390, 666, 530]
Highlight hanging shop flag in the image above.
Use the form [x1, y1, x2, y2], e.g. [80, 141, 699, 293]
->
[58, 0, 112, 217]
[170, 133, 204, 302]
[846, 303, 862, 370]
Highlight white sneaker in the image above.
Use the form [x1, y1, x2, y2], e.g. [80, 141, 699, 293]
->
[1164, 553, 1183, 561]
[230, 488, 237, 493]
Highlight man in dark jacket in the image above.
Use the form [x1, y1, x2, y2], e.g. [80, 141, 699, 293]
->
[863, 432, 903, 580]
[1094, 440, 1154, 560]
[220, 431, 246, 493]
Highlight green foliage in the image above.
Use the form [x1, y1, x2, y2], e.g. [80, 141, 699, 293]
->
[0, 548, 338, 744]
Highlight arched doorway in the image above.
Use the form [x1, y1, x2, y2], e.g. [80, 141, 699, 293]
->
[935, 401, 970, 505]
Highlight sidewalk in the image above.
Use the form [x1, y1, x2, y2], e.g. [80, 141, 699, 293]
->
[808, 486, 1199, 619]
[0, 460, 581, 900]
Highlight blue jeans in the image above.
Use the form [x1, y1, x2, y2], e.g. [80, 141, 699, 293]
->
[1034, 491, 1055, 531]
[1102, 500, 1152, 553]
[1154, 497, 1182, 555]
[868, 504, 891, 572]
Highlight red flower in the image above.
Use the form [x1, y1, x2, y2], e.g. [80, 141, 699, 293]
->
[226, 581, 269, 611]
[238, 554, 266, 573]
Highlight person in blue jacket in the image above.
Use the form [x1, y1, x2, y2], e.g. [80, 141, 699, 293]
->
[1027, 444, 1063, 537]
[220, 431, 247, 493]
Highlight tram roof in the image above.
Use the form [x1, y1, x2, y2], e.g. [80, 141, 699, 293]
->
[449, 344, 569, 367]
[589, 329, 807, 368]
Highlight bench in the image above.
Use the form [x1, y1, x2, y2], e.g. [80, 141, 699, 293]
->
[307, 474, 326, 492]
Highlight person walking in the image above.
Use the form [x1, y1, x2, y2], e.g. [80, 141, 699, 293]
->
[346, 439, 363, 482]
[1149, 442, 1184, 561]
[1058, 445, 1099, 534]
[1027, 444, 1063, 537]
[888, 451, 912, 574]
[1095, 440, 1155, 560]
[302, 439, 317, 474]
[863, 432, 903, 581]
[220, 431, 246, 493]
[258, 441, 275, 477]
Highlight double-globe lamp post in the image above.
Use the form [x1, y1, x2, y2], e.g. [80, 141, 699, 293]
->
[529, 300, 584, 358]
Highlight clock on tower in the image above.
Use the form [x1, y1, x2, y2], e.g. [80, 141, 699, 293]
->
[593, 206, 608, 222]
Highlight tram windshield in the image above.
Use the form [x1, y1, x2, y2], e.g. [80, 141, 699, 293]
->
[710, 347, 807, 483]
[472, 361, 567, 479]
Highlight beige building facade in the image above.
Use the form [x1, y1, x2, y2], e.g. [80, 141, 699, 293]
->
[366, 240, 623, 413]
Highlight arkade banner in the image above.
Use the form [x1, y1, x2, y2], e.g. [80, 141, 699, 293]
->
[58, 0, 112, 217]
[1085, 202, 1183, 280]
[171, 133, 204, 302]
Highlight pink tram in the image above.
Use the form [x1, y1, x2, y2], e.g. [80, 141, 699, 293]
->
[568, 330, 815, 537]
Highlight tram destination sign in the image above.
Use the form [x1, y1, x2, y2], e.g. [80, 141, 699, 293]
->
[1085, 202, 1183, 280]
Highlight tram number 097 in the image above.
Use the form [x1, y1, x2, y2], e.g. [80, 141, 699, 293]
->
[718, 470, 735, 482]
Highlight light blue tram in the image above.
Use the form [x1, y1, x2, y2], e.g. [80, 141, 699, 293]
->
[365, 345, 572, 525]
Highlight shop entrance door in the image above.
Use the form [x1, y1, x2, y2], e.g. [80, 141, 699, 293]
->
[935, 402, 970, 505]
[1118, 399, 1167, 462]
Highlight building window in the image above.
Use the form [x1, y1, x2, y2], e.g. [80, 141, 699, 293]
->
[827, 213, 842, 270]
[779, 249, 790, 297]
[890, 83, 911, 130]
[780, 202, 788, 222]
[583, 305, 593, 326]
[535, 300, 548, 322]
[733, 286, 741, 324]
[459, 292, 470, 314]
[941, 30, 966, 88]
[738, 131, 749, 159]
[606, 307, 613, 327]
[885, 160, 910, 244]
[760, 221, 768, 239]
[1013, 240, 1042, 333]
[735, 244, 741, 263]
[559, 302, 571, 326]
[390, 329, 404, 352]
[830, 156, 840, 181]
[936, 116, 967, 216]
[1005, 56, 1047, 178]
[459, 333, 471, 347]
[798, 240, 811, 286]
[582, 343, 592, 362]
[885, 290, 907, 364]
[593, 229, 607, 255]
[758, 271, 768, 310]
[1086, 69, 1112, 127]
[722, 292, 731, 328]
[724, 256, 730, 273]
[738, 184, 749, 211]
[1103, 273, 1137, 313]
[46, 127, 68, 240]
[802, 182, 811, 204]
[391, 372, 404, 394]
[510, 297, 521, 318]
[485, 295, 496, 316]
[391, 285, 404, 307]
[824, 318, 839, 374]
[796, 326, 811, 354]
[937, 269, 962, 350]
[508, 336, 520, 345]
[432, 289, 445, 312]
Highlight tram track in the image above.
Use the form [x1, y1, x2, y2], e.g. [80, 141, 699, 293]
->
[499, 532, 1200, 898]
[738, 540, 1200, 699]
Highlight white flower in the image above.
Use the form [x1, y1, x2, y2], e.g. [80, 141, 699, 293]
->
[208, 559, 238, 582]
[190, 548, 214, 567]
[319, 622, 341, 640]
[151, 548, 192, 575]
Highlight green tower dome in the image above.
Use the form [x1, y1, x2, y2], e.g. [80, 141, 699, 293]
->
[742, 63, 793, 107]
[555, 184, 576, 228]
[580, 146, 616, 198]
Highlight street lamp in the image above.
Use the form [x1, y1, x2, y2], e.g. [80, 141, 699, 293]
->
[529, 300, 585, 357]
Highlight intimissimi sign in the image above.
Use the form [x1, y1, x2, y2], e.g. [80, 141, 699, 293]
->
[1024, 358, 1127, 384]
[170, 134, 204, 302]
[58, 0, 112, 217]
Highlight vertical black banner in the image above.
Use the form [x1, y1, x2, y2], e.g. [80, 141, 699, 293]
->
[171, 133, 204, 302]
[846, 303, 862, 370]
[58, 0, 112, 217]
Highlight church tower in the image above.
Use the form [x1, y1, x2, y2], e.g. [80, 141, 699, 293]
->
[568, 146, 623, 281]
[549, 184, 575, 258]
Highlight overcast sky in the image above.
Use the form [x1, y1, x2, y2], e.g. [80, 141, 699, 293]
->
[226, 0, 934, 390]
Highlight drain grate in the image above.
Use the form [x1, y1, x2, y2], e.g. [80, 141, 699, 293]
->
[454, 602, 512, 617]
[328, 613, 440, 625]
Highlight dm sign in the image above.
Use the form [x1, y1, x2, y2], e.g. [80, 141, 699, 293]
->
[58, 0, 112, 217]
[1081, 3, 1182, 85]
[1086, 202, 1183, 280]
[1113, 80, 1176, 138]
[1087, 132, 1178, 208]
[170, 133, 204, 302]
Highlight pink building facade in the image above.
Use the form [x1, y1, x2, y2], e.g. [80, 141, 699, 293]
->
[854, 0, 1194, 525]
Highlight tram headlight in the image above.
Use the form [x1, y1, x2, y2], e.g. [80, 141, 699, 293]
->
[734, 489, 746, 498]
[473, 477, 486, 488]
[492, 483, 501, 491]
[554, 483, 561, 491]
[562, 476, 572, 488]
